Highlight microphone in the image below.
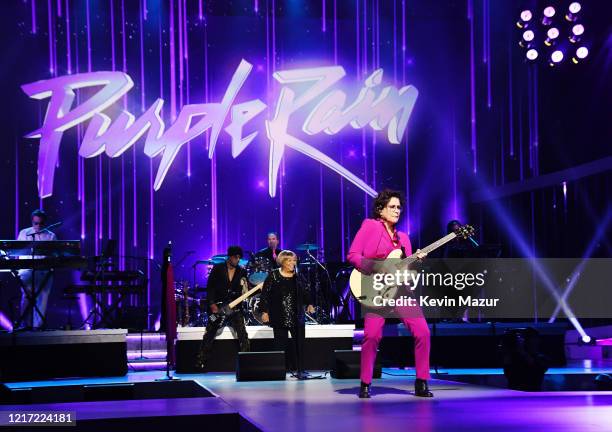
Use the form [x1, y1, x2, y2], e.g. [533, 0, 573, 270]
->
[41, 221, 63, 233]
[28, 221, 62, 236]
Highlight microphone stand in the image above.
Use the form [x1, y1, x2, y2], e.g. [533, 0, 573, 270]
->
[304, 248, 333, 323]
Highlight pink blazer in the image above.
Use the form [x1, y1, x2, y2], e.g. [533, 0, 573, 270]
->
[347, 218, 412, 273]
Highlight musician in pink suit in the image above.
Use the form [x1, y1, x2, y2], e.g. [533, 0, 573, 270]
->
[348, 189, 433, 398]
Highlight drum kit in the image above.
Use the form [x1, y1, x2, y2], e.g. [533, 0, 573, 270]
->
[175, 243, 334, 327]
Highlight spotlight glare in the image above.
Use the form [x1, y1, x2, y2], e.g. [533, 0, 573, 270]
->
[551, 50, 564, 63]
[576, 46, 589, 59]
[526, 49, 538, 60]
[582, 335, 592, 344]
[572, 24, 585, 36]
[523, 30, 535, 42]
[520, 10, 533, 22]
[569, 2, 581, 14]
[543, 6, 556, 18]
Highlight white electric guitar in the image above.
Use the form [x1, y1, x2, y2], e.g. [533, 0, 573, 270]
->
[349, 225, 475, 304]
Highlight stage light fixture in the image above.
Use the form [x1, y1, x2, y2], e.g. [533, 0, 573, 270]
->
[526, 49, 539, 61]
[542, 6, 556, 25]
[544, 27, 559, 46]
[570, 24, 584, 43]
[520, 30, 535, 47]
[517, 9, 533, 28]
[565, 2, 581, 21]
[572, 46, 589, 63]
[578, 335, 595, 345]
[549, 50, 564, 66]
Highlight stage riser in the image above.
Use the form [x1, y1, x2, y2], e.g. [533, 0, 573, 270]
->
[74, 414, 250, 432]
[176, 338, 352, 373]
[0, 343, 127, 381]
[0, 329, 128, 381]
[380, 335, 566, 368]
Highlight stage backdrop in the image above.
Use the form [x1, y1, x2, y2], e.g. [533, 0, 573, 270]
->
[1, 0, 610, 329]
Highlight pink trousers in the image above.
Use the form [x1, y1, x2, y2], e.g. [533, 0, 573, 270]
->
[360, 313, 431, 383]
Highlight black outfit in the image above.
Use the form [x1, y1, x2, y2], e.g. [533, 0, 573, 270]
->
[259, 269, 311, 373]
[197, 262, 250, 369]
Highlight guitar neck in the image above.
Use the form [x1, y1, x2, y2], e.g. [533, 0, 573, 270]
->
[228, 283, 263, 310]
[405, 232, 457, 262]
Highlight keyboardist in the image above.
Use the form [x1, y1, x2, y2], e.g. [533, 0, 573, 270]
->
[16, 209, 57, 329]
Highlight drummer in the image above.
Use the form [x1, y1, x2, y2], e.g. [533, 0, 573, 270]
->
[249, 232, 281, 272]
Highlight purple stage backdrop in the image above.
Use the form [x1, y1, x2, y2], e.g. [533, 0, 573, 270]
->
[1, 0, 611, 329]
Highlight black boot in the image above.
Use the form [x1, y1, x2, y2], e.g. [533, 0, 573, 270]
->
[414, 379, 433, 397]
[359, 382, 371, 398]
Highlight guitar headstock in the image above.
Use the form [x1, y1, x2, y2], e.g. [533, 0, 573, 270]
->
[455, 224, 475, 239]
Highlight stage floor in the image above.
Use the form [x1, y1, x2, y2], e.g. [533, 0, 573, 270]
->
[5, 365, 612, 432]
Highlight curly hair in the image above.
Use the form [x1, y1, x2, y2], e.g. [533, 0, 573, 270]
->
[372, 189, 404, 219]
[227, 245, 244, 258]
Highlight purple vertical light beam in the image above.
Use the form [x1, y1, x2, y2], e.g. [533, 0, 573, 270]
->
[533, 68, 539, 175]
[402, 0, 410, 233]
[527, 68, 533, 172]
[14, 140, 19, 239]
[333, 0, 337, 63]
[468, 0, 477, 173]
[508, 39, 514, 158]
[485, 0, 491, 108]
[183, 0, 191, 178]
[139, 0, 146, 113]
[120, 0, 127, 269]
[47, 0, 54, 74]
[362, 0, 368, 214]
[65, 0, 71, 73]
[109, 0, 116, 241]
[392, 0, 397, 80]
[31, 0, 37, 34]
[518, 98, 524, 180]
[177, 0, 184, 110]
[322, 0, 326, 32]
[169, 0, 177, 120]
[86, 0, 92, 72]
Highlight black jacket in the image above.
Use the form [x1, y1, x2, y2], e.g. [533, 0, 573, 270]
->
[259, 269, 311, 328]
[206, 263, 248, 308]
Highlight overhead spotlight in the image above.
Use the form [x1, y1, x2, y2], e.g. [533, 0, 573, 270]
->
[545, 27, 559, 46]
[517, 9, 533, 28]
[542, 6, 556, 25]
[572, 46, 589, 63]
[549, 50, 564, 66]
[569, 24, 585, 43]
[579, 335, 595, 345]
[526, 49, 539, 61]
[565, 2, 582, 21]
[520, 29, 535, 47]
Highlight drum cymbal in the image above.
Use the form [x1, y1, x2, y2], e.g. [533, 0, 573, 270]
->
[296, 243, 319, 251]
[210, 254, 228, 264]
